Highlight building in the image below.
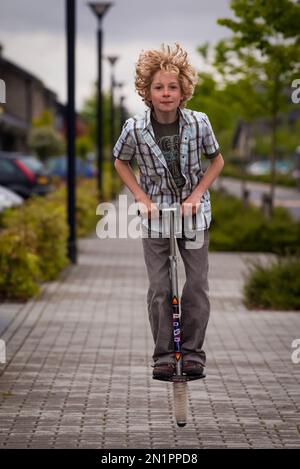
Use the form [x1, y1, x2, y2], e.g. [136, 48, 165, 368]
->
[0, 44, 65, 152]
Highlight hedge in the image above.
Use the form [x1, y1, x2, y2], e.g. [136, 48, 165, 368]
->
[0, 178, 100, 300]
[209, 189, 300, 255]
[243, 256, 300, 310]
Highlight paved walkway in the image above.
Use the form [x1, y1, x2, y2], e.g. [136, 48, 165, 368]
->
[0, 193, 299, 449]
[215, 176, 300, 219]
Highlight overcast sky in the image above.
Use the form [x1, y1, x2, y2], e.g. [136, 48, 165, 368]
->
[0, 0, 233, 115]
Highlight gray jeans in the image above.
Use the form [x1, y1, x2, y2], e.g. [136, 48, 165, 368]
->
[141, 229, 210, 366]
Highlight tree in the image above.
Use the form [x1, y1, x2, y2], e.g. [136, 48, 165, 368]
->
[32, 109, 55, 128]
[189, 43, 265, 167]
[80, 84, 120, 158]
[217, 0, 300, 213]
[76, 135, 93, 160]
[28, 127, 65, 161]
[29, 109, 65, 161]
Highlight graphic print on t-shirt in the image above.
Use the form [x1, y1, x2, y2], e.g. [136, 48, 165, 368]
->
[156, 134, 185, 189]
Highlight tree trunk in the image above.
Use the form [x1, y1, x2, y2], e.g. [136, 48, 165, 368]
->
[269, 75, 280, 217]
[269, 112, 277, 216]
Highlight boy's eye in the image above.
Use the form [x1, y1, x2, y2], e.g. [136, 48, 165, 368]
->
[154, 85, 178, 89]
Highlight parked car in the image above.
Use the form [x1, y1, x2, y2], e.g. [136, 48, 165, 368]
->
[45, 155, 97, 178]
[246, 160, 293, 176]
[0, 152, 53, 198]
[0, 184, 24, 212]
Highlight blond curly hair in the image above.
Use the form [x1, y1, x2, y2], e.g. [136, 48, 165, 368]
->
[135, 43, 198, 109]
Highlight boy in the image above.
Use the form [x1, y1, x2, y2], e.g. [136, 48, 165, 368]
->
[113, 43, 224, 379]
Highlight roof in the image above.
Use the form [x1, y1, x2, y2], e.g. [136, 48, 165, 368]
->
[0, 55, 57, 101]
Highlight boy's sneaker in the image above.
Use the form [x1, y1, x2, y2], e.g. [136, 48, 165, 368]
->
[183, 361, 205, 376]
[152, 362, 175, 379]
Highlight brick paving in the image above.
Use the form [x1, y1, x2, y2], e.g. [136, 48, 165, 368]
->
[0, 193, 299, 449]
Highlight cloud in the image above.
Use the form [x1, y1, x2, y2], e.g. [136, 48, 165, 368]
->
[0, 0, 233, 114]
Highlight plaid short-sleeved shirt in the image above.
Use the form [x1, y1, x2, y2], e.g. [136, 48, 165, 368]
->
[113, 106, 220, 232]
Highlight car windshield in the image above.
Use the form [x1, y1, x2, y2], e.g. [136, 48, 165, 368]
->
[19, 156, 44, 172]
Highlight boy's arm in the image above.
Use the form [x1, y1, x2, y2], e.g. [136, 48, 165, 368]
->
[181, 152, 224, 216]
[114, 159, 159, 217]
[114, 159, 145, 202]
[193, 152, 224, 198]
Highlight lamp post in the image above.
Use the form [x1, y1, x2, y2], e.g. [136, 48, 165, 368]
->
[107, 55, 119, 199]
[119, 95, 126, 130]
[114, 80, 125, 133]
[88, 2, 112, 200]
[295, 145, 300, 192]
[66, 0, 77, 263]
[107, 55, 118, 164]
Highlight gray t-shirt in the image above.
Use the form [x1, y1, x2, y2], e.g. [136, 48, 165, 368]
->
[151, 112, 186, 191]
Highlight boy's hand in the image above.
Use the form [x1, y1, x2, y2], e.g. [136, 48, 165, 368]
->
[138, 195, 160, 219]
[180, 192, 204, 217]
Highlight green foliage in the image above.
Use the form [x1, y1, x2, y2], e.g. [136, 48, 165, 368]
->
[276, 120, 300, 155]
[189, 73, 236, 134]
[222, 164, 297, 188]
[199, 0, 300, 209]
[79, 85, 122, 155]
[76, 135, 93, 159]
[218, 0, 300, 51]
[0, 229, 41, 301]
[210, 189, 300, 255]
[188, 56, 268, 157]
[0, 177, 106, 301]
[216, 0, 300, 117]
[101, 158, 124, 201]
[28, 126, 65, 161]
[32, 109, 55, 128]
[46, 178, 101, 238]
[1, 196, 69, 282]
[243, 256, 300, 310]
[75, 179, 99, 237]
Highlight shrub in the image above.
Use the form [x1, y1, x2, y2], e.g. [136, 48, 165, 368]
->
[1, 196, 68, 282]
[210, 190, 300, 255]
[0, 229, 41, 300]
[222, 163, 297, 188]
[28, 126, 65, 161]
[243, 256, 300, 310]
[47, 178, 100, 238]
[0, 177, 101, 300]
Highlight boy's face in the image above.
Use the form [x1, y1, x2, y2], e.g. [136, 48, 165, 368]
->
[149, 70, 183, 115]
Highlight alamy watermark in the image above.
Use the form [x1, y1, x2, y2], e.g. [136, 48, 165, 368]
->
[0, 79, 6, 103]
[291, 79, 300, 104]
[0, 339, 6, 364]
[95, 195, 207, 249]
[291, 339, 300, 364]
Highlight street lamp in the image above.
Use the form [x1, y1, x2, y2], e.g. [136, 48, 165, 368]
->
[119, 95, 126, 130]
[295, 145, 300, 192]
[88, 2, 113, 200]
[107, 55, 118, 164]
[114, 80, 126, 133]
[107, 55, 119, 200]
[66, 0, 77, 263]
